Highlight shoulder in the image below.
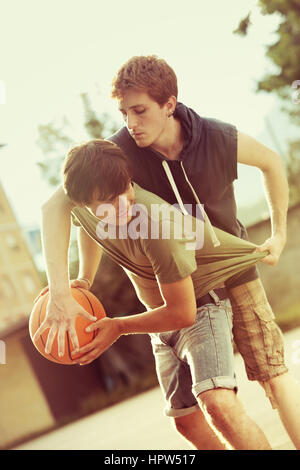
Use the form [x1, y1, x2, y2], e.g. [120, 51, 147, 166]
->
[202, 116, 237, 141]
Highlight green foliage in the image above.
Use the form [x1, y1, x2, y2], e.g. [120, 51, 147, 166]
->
[233, 12, 252, 36]
[235, 0, 300, 204]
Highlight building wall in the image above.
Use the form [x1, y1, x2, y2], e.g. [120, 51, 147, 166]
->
[0, 181, 49, 448]
[0, 181, 43, 335]
[0, 330, 55, 449]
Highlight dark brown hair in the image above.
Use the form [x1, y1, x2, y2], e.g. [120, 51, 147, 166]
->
[111, 55, 178, 105]
[62, 139, 132, 204]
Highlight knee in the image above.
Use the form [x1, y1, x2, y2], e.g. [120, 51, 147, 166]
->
[198, 389, 238, 428]
[173, 414, 195, 437]
[173, 410, 205, 437]
[174, 417, 188, 436]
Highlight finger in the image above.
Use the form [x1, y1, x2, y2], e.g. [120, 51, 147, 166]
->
[68, 324, 80, 352]
[71, 279, 90, 289]
[260, 254, 277, 266]
[85, 321, 101, 333]
[33, 286, 49, 303]
[78, 308, 97, 322]
[76, 351, 98, 365]
[33, 320, 49, 342]
[45, 324, 58, 354]
[71, 341, 95, 357]
[255, 244, 268, 252]
[70, 279, 84, 287]
[57, 325, 66, 357]
[78, 346, 105, 365]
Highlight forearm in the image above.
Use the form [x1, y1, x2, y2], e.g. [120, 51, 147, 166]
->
[77, 227, 103, 285]
[41, 187, 74, 296]
[115, 276, 196, 335]
[262, 156, 289, 239]
[115, 304, 194, 336]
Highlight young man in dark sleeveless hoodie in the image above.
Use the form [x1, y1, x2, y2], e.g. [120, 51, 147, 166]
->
[106, 56, 300, 449]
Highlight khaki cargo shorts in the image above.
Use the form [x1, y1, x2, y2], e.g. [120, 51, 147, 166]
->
[227, 278, 288, 384]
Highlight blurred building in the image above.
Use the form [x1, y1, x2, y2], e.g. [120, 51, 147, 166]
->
[0, 179, 43, 335]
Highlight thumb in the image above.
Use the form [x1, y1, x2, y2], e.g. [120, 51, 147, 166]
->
[33, 285, 49, 303]
[254, 241, 270, 253]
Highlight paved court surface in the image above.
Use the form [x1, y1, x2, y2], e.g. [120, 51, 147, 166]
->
[14, 327, 300, 450]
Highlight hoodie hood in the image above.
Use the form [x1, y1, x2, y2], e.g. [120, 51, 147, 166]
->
[173, 102, 204, 160]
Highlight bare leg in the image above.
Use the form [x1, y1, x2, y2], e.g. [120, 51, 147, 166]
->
[262, 373, 300, 449]
[173, 408, 230, 450]
[197, 389, 272, 450]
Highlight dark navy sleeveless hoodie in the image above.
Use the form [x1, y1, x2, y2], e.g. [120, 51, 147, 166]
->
[109, 102, 258, 287]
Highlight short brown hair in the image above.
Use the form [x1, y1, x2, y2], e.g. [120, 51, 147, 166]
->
[111, 55, 178, 105]
[62, 139, 132, 204]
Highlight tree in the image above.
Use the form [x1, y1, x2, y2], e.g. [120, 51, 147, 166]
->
[234, 1, 300, 203]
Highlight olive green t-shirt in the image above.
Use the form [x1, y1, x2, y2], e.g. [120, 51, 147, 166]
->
[71, 184, 267, 309]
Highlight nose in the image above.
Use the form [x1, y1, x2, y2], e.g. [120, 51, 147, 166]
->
[126, 112, 138, 131]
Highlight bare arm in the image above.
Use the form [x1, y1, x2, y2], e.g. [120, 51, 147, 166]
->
[237, 131, 289, 265]
[72, 275, 197, 365]
[41, 185, 75, 296]
[77, 226, 103, 285]
[116, 275, 197, 334]
[34, 186, 97, 355]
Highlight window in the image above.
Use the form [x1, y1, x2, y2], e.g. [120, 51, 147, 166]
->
[0, 275, 15, 299]
[5, 233, 19, 251]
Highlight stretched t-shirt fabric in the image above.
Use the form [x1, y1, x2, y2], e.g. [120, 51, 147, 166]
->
[108, 102, 259, 288]
[71, 184, 267, 309]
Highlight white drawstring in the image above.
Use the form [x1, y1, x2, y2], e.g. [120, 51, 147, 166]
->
[161, 161, 189, 215]
[180, 161, 220, 247]
[162, 159, 220, 247]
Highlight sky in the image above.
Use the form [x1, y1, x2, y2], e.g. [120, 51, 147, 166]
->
[0, 0, 295, 227]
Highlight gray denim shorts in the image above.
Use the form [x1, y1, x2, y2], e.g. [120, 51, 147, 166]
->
[149, 299, 238, 418]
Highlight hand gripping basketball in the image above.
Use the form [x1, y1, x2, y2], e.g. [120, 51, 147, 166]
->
[30, 286, 105, 364]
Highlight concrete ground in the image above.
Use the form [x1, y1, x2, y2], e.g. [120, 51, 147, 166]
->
[14, 327, 300, 450]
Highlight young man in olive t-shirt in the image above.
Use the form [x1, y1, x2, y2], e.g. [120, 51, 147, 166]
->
[35, 139, 271, 450]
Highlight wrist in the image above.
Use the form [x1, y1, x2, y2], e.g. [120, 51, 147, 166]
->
[113, 317, 126, 336]
[48, 284, 71, 297]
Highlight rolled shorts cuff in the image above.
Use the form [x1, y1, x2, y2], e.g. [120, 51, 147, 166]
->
[163, 376, 238, 418]
[164, 404, 200, 418]
[247, 365, 289, 382]
[193, 375, 238, 397]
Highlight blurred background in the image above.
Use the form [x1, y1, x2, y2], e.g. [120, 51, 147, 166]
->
[0, 0, 300, 449]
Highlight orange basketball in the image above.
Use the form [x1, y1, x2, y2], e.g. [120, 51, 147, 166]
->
[29, 287, 106, 364]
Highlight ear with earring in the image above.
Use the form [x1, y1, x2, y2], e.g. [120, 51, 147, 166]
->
[168, 111, 174, 118]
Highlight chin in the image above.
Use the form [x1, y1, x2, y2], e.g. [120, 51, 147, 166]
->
[133, 136, 151, 148]
[135, 141, 149, 148]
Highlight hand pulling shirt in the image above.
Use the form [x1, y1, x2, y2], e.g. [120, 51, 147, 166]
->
[108, 102, 259, 288]
[71, 184, 267, 309]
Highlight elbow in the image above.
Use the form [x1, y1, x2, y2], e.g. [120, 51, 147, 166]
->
[184, 309, 197, 328]
[172, 305, 197, 329]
